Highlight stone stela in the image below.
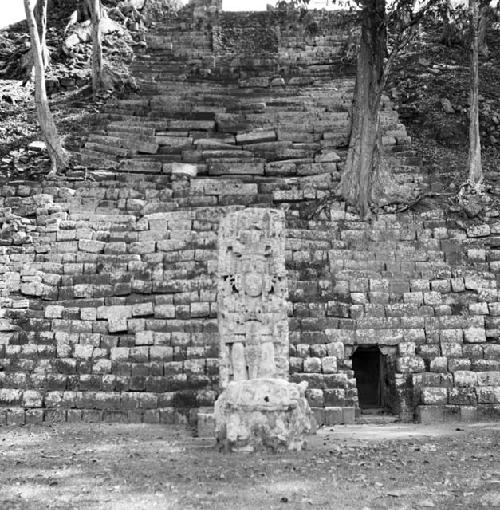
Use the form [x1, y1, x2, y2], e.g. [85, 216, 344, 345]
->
[215, 208, 315, 452]
[218, 207, 289, 387]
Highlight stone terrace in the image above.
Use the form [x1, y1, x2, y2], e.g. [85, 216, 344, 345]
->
[0, 0, 498, 427]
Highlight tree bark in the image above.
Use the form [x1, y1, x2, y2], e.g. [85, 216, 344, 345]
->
[87, 0, 103, 99]
[340, 0, 386, 218]
[24, 0, 68, 175]
[468, 0, 483, 189]
[34, 0, 50, 68]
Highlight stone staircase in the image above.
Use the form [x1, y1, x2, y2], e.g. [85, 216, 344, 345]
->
[80, 3, 418, 199]
[0, 3, 498, 428]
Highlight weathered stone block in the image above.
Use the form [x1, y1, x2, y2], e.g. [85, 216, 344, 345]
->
[397, 356, 425, 373]
[448, 358, 471, 372]
[322, 356, 337, 374]
[448, 388, 478, 405]
[416, 405, 444, 423]
[304, 357, 322, 373]
[136, 331, 154, 346]
[399, 342, 416, 356]
[430, 357, 448, 372]
[454, 371, 478, 387]
[154, 305, 176, 318]
[464, 327, 486, 344]
[440, 342, 462, 358]
[214, 379, 316, 452]
[79, 239, 105, 253]
[476, 386, 500, 404]
[421, 387, 448, 405]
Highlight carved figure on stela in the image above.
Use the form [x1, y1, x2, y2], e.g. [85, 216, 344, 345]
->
[218, 208, 288, 388]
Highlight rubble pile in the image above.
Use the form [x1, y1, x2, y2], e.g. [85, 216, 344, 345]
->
[0, 0, 148, 95]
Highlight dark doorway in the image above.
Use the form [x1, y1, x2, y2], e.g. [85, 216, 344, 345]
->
[352, 346, 384, 409]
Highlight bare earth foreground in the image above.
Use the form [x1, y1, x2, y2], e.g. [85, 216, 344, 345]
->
[0, 422, 499, 510]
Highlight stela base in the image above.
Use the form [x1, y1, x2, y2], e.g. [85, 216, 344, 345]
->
[214, 379, 317, 453]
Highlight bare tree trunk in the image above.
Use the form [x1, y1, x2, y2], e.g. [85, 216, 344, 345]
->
[340, 0, 386, 219]
[35, 0, 50, 68]
[87, 0, 103, 99]
[24, 0, 68, 175]
[468, 0, 483, 189]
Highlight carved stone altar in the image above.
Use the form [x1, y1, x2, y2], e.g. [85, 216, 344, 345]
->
[214, 208, 316, 452]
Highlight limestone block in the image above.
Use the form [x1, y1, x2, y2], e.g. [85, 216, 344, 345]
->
[450, 278, 465, 292]
[43, 305, 63, 319]
[476, 386, 500, 404]
[326, 342, 344, 359]
[399, 342, 416, 357]
[472, 360, 500, 371]
[289, 357, 303, 372]
[484, 345, 500, 360]
[154, 305, 176, 318]
[448, 388, 478, 406]
[314, 151, 341, 163]
[306, 388, 324, 407]
[108, 316, 128, 333]
[236, 130, 276, 145]
[469, 302, 489, 315]
[132, 302, 154, 317]
[342, 407, 356, 424]
[477, 372, 500, 386]
[309, 344, 328, 358]
[81, 308, 97, 321]
[397, 356, 425, 373]
[321, 356, 337, 374]
[454, 371, 478, 387]
[214, 379, 316, 452]
[430, 357, 448, 372]
[423, 291, 442, 306]
[464, 327, 486, 343]
[304, 357, 322, 373]
[79, 239, 105, 253]
[73, 345, 94, 360]
[440, 329, 463, 343]
[416, 405, 444, 423]
[440, 342, 462, 358]
[136, 331, 154, 346]
[323, 407, 343, 426]
[467, 224, 490, 237]
[0, 389, 22, 405]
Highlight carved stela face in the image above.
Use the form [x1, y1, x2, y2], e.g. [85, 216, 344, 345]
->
[243, 271, 263, 298]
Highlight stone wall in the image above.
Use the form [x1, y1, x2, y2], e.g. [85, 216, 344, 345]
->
[0, 175, 498, 426]
[0, 0, 498, 426]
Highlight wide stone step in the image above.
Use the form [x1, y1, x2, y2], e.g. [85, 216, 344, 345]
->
[80, 149, 120, 169]
[84, 142, 130, 158]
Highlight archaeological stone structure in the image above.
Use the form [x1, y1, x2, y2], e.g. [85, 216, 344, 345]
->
[0, 0, 498, 428]
[214, 208, 314, 451]
[217, 208, 288, 387]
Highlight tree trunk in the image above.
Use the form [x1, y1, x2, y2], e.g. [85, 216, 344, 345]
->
[468, 0, 483, 189]
[340, 0, 386, 219]
[24, 0, 68, 175]
[34, 0, 50, 68]
[87, 0, 103, 99]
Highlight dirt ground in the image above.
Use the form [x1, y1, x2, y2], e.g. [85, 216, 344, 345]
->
[0, 422, 498, 510]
